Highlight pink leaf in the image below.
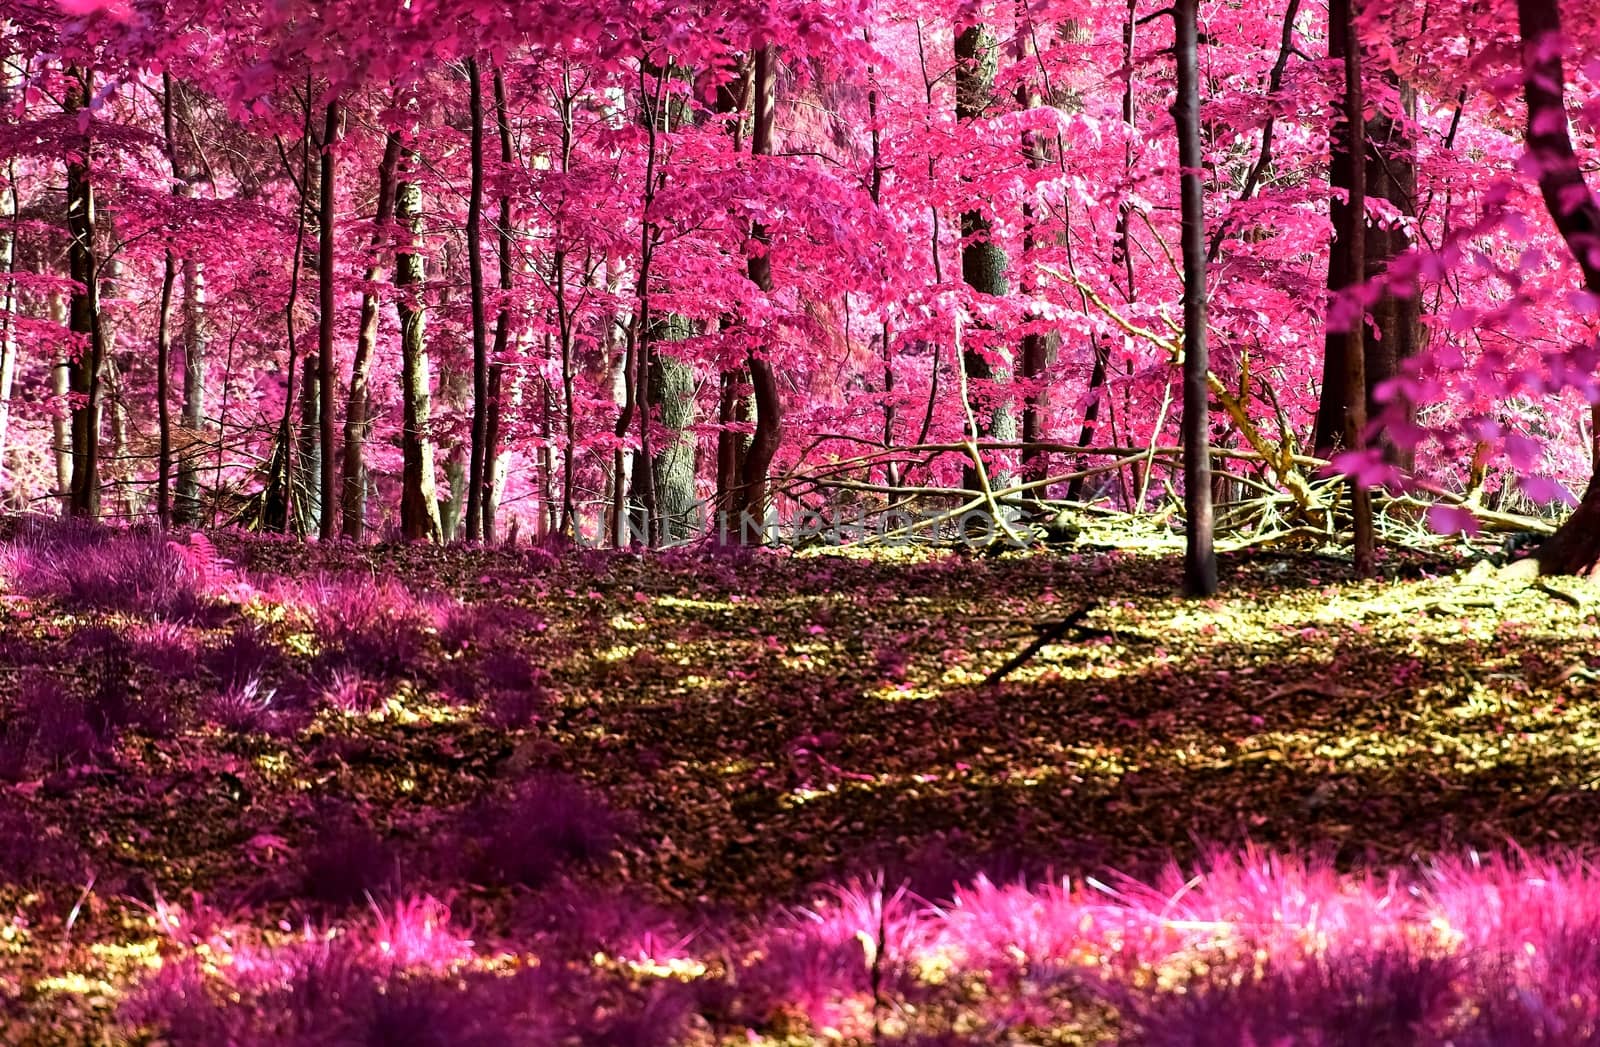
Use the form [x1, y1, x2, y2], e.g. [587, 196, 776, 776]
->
[1518, 474, 1578, 507]
[1427, 505, 1480, 537]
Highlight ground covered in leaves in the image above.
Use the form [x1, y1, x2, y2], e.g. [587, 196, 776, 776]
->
[4, 522, 1600, 1044]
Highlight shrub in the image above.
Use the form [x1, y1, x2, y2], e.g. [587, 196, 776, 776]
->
[0, 802, 85, 884]
[129, 622, 200, 677]
[205, 622, 284, 692]
[300, 820, 403, 906]
[0, 670, 103, 778]
[204, 677, 279, 732]
[1126, 947, 1464, 1047]
[1, 523, 234, 621]
[470, 775, 623, 889]
[279, 574, 441, 678]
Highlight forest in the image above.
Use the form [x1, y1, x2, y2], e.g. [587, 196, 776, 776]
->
[2, 0, 1600, 1042]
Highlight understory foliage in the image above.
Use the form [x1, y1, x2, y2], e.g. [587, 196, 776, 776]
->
[0, 527, 1598, 1041]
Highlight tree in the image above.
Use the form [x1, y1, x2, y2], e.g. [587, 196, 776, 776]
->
[479, 65, 514, 543]
[64, 66, 102, 519]
[463, 57, 490, 543]
[1313, 32, 1419, 463]
[1173, 0, 1216, 595]
[1510, 0, 1600, 577]
[316, 99, 342, 541]
[1335, 0, 1374, 578]
[396, 159, 444, 543]
[955, 15, 1016, 495]
[735, 44, 783, 542]
[340, 129, 401, 541]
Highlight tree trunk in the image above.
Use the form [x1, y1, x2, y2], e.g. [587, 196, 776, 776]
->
[266, 84, 315, 534]
[341, 131, 400, 541]
[1511, 0, 1600, 577]
[156, 74, 180, 527]
[481, 65, 515, 543]
[316, 100, 341, 540]
[955, 21, 1016, 494]
[715, 369, 751, 517]
[1070, 3, 1137, 504]
[464, 58, 489, 542]
[396, 173, 444, 543]
[737, 45, 783, 543]
[629, 60, 700, 545]
[1337, 0, 1375, 577]
[298, 353, 320, 532]
[1173, 0, 1217, 595]
[173, 252, 208, 524]
[1014, 9, 1061, 496]
[64, 66, 102, 519]
[156, 248, 175, 527]
[162, 74, 212, 528]
[1362, 76, 1420, 464]
[1313, 61, 1420, 459]
[49, 291, 69, 512]
[0, 57, 17, 492]
[650, 317, 698, 541]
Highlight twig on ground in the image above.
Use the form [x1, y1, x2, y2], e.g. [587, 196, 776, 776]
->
[984, 604, 1096, 686]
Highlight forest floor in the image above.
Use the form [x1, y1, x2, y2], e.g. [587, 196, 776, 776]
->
[3, 527, 1600, 1044]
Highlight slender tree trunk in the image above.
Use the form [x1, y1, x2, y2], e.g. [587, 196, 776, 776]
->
[316, 100, 341, 540]
[173, 76, 211, 528]
[1173, 0, 1216, 595]
[174, 251, 208, 523]
[1363, 75, 1420, 465]
[1015, 5, 1054, 496]
[1313, 37, 1419, 461]
[0, 159, 19, 493]
[266, 84, 314, 533]
[1510, 0, 1600, 576]
[714, 62, 753, 519]
[64, 66, 102, 519]
[396, 170, 444, 543]
[97, 214, 139, 520]
[716, 371, 750, 515]
[555, 250, 577, 537]
[1337, 0, 1375, 577]
[737, 45, 783, 542]
[340, 131, 401, 540]
[155, 74, 181, 527]
[298, 354, 320, 531]
[866, 52, 898, 487]
[49, 291, 69, 512]
[0, 55, 17, 491]
[481, 65, 515, 542]
[156, 248, 176, 528]
[464, 58, 489, 541]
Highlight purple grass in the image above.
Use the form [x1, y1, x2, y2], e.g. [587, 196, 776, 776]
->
[0, 802, 84, 884]
[0, 670, 103, 777]
[205, 622, 285, 692]
[0, 522, 235, 620]
[318, 667, 383, 714]
[470, 774, 623, 889]
[277, 573, 443, 678]
[300, 820, 403, 906]
[205, 676, 279, 732]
